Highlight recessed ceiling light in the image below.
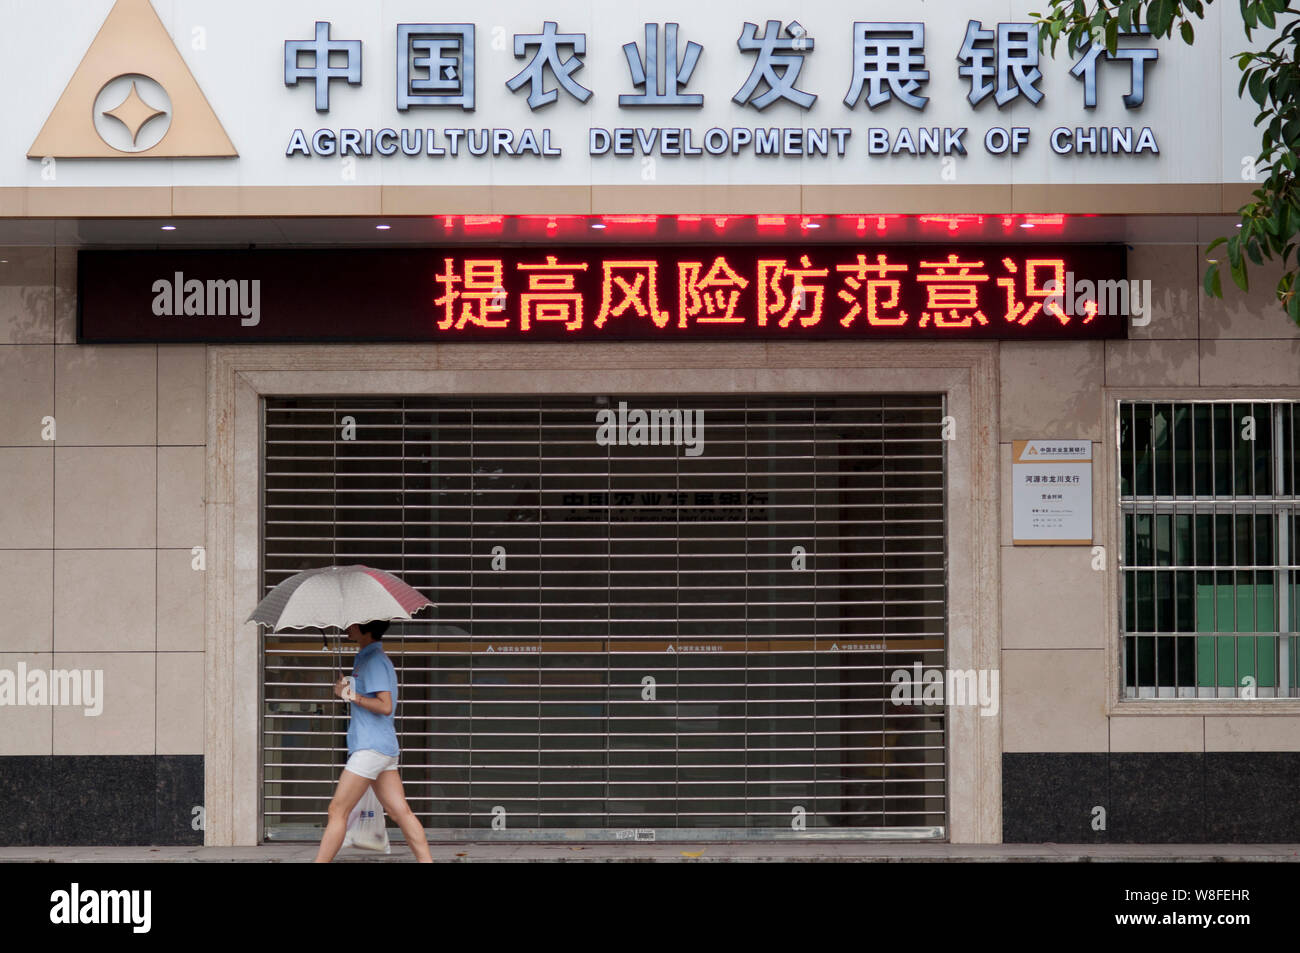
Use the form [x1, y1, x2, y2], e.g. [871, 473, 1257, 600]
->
[375, 224, 392, 231]
[590, 222, 606, 230]
[803, 221, 820, 229]
[160, 225, 177, 231]
[1236, 223, 1243, 228]
[1020, 222, 1035, 229]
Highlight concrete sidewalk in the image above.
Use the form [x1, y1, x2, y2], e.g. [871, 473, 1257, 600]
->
[3, 843, 1299, 862]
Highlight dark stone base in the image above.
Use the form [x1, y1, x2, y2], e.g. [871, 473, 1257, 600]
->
[7, 752, 1296, 845]
[1004, 752, 1300, 843]
[0, 755, 203, 846]
[1002, 753, 1108, 842]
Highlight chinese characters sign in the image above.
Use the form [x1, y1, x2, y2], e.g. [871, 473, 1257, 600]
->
[285, 18, 1158, 114]
[280, 16, 1164, 162]
[77, 245, 1129, 344]
[1012, 440, 1094, 545]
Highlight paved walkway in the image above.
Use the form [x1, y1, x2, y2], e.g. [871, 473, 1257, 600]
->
[3, 843, 1298, 862]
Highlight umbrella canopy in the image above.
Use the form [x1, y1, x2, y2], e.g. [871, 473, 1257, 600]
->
[246, 565, 433, 631]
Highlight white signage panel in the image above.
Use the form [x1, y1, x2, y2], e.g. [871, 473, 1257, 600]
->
[0, 0, 1264, 191]
[1012, 439, 1094, 545]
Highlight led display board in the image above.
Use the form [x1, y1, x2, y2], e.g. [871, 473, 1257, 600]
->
[78, 245, 1130, 343]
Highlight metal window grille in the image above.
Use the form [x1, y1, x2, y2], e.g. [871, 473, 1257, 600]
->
[1118, 400, 1300, 698]
[261, 395, 948, 840]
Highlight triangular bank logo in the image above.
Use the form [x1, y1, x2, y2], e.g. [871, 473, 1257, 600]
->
[29, 0, 236, 158]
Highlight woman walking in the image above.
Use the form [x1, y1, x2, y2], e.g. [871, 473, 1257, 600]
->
[314, 619, 433, 863]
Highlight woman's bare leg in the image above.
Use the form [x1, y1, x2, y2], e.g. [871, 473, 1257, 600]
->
[371, 769, 433, 863]
[313, 768, 373, 863]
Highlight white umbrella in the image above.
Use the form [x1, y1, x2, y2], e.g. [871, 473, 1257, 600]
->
[246, 564, 433, 631]
[247, 564, 435, 685]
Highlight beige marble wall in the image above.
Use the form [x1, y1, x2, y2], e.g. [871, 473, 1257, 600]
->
[0, 247, 206, 759]
[1002, 241, 1300, 758]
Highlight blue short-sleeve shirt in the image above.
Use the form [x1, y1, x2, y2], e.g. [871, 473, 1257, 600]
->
[347, 641, 399, 757]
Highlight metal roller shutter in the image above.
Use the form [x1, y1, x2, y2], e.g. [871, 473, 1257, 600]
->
[261, 394, 948, 840]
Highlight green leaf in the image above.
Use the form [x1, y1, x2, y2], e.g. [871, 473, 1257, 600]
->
[1258, 6, 1276, 29]
[1206, 236, 1228, 254]
[1204, 262, 1223, 298]
[1154, 0, 1176, 36]
[1249, 68, 1269, 105]
[1228, 238, 1250, 292]
[1241, 0, 1259, 31]
[1288, 290, 1300, 326]
[1246, 239, 1264, 266]
[1180, 20, 1195, 44]
[1105, 16, 1119, 54]
[1278, 67, 1295, 102]
[1267, 205, 1283, 237]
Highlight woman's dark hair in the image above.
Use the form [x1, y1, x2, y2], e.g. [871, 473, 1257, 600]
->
[359, 620, 390, 640]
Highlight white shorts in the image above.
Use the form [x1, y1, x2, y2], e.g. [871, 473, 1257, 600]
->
[345, 749, 399, 780]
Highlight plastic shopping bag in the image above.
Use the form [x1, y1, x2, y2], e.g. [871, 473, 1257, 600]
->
[343, 787, 391, 853]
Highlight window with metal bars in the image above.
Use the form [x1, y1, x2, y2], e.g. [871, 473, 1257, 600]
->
[1118, 401, 1300, 698]
[260, 395, 948, 839]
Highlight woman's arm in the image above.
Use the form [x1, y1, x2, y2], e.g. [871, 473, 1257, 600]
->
[333, 679, 393, 717]
[352, 690, 392, 717]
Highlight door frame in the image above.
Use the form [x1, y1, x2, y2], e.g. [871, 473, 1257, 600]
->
[203, 341, 1001, 845]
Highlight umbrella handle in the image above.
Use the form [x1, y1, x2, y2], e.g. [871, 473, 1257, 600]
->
[332, 631, 341, 681]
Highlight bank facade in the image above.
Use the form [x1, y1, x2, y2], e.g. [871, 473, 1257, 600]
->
[0, 0, 1296, 848]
